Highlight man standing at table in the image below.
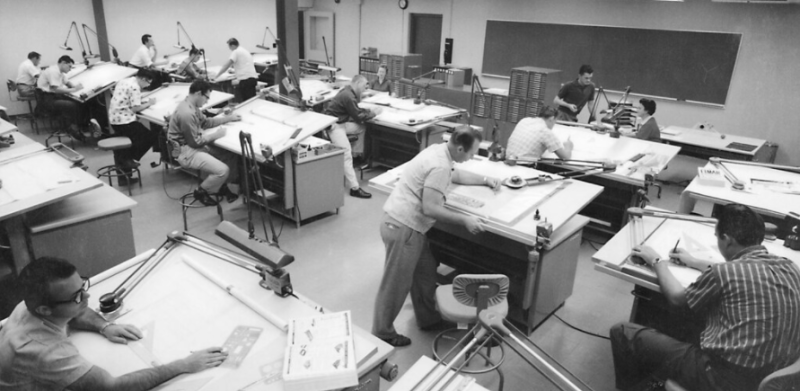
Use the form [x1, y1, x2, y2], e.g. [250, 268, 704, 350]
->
[0, 257, 228, 390]
[372, 126, 500, 347]
[506, 106, 573, 161]
[323, 75, 379, 199]
[611, 204, 800, 391]
[168, 80, 242, 206]
[214, 38, 258, 101]
[554, 64, 596, 123]
[37, 55, 101, 139]
[108, 69, 157, 183]
[16, 51, 41, 98]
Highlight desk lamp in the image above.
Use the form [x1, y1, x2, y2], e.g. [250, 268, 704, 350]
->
[60, 21, 90, 66]
[81, 24, 121, 65]
[272, 37, 306, 110]
[257, 26, 277, 51]
[469, 75, 503, 161]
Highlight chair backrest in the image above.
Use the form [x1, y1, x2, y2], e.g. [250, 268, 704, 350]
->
[452, 274, 509, 314]
[759, 354, 800, 391]
[7, 79, 17, 93]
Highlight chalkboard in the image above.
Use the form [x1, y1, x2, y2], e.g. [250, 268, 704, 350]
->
[482, 21, 742, 105]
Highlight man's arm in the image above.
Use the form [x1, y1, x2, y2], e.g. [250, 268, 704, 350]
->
[342, 94, 375, 123]
[68, 308, 142, 344]
[69, 348, 227, 391]
[215, 60, 233, 80]
[633, 245, 688, 308]
[553, 96, 577, 113]
[452, 169, 500, 190]
[421, 188, 483, 235]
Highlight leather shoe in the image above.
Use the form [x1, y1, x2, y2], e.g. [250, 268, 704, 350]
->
[194, 187, 219, 206]
[218, 184, 239, 203]
[349, 188, 372, 199]
[420, 320, 457, 332]
[379, 334, 411, 347]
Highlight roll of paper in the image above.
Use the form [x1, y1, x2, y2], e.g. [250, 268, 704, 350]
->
[183, 256, 288, 331]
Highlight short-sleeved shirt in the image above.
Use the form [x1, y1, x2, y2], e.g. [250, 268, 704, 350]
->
[108, 77, 143, 125]
[16, 59, 40, 86]
[229, 47, 258, 81]
[36, 65, 68, 92]
[369, 78, 392, 93]
[557, 79, 595, 116]
[685, 245, 800, 371]
[506, 117, 563, 160]
[130, 45, 155, 67]
[384, 143, 454, 234]
[0, 302, 93, 390]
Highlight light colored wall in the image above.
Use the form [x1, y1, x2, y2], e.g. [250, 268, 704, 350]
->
[316, 0, 800, 165]
[104, 0, 276, 77]
[1, 0, 95, 114]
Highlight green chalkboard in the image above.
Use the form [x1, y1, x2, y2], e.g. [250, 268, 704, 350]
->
[482, 21, 741, 105]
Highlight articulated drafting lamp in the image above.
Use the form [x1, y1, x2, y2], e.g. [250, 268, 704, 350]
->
[81, 24, 121, 64]
[98, 223, 295, 319]
[60, 22, 89, 66]
[502, 157, 616, 187]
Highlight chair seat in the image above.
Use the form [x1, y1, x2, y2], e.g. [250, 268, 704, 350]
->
[436, 285, 508, 325]
[98, 137, 132, 151]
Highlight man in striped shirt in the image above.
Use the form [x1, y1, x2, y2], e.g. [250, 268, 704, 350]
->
[611, 204, 800, 391]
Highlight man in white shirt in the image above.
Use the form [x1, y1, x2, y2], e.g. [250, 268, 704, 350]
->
[16, 52, 41, 98]
[37, 55, 100, 139]
[129, 34, 158, 68]
[214, 38, 258, 102]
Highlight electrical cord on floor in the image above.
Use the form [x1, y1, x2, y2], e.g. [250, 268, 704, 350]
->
[160, 163, 192, 201]
[581, 238, 607, 251]
[552, 313, 610, 341]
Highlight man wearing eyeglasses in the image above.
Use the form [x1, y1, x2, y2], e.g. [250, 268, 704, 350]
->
[0, 257, 228, 391]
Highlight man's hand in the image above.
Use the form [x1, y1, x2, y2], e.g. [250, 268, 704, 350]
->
[73, 83, 84, 91]
[631, 245, 661, 267]
[563, 137, 574, 152]
[225, 113, 242, 123]
[214, 127, 228, 140]
[568, 104, 578, 112]
[101, 324, 143, 345]
[179, 347, 228, 373]
[463, 216, 484, 235]
[670, 248, 702, 270]
[485, 177, 501, 191]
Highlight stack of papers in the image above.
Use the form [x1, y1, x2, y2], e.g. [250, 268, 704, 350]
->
[283, 311, 358, 391]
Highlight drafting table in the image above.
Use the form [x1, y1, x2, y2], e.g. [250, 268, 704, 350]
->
[155, 50, 210, 74]
[593, 207, 800, 342]
[211, 98, 341, 226]
[252, 52, 279, 67]
[0, 132, 104, 273]
[359, 94, 465, 168]
[661, 126, 774, 162]
[678, 161, 800, 228]
[67, 239, 394, 391]
[137, 83, 235, 127]
[370, 157, 603, 333]
[535, 123, 681, 234]
[263, 79, 339, 106]
[66, 62, 137, 103]
[0, 118, 16, 135]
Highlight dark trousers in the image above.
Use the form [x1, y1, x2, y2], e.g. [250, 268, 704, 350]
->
[237, 78, 257, 102]
[610, 322, 765, 391]
[43, 95, 86, 129]
[111, 121, 157, 163]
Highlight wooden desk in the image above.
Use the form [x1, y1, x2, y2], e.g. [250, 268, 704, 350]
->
[138, 83, 234, 127]
[593, 210, 800, 342]
[68, 239, 393, 391]
[678, 161, 800, 231]
[661, 126, 774, 162]
[0, 132, 105, 273]
[66, 62, 137, 103]
[536, 124, 681, 234]
[211, 98, 341, 226]
[360, 94, 465, 168]
[370, 157, 603, 333]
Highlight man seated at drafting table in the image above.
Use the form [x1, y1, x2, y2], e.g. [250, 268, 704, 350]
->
[0, 257, 228, 391]
[37, 55, 102, 139]
[505, 107, 573, 161]
[175, 47, 207, 81]
[611, 204, 800, 391]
